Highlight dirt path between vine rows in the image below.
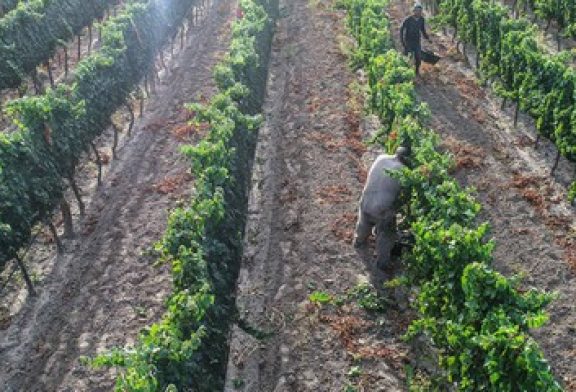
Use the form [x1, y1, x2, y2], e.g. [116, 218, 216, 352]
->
[388, 1, 576, 389]
[225, 0, 412, 390]
[0, 1, 235, 391]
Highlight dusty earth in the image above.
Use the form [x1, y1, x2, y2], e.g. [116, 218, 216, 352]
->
[0, 0, 235, 391]
[225, 0, 411, 391]
[389, 0, 576, 389]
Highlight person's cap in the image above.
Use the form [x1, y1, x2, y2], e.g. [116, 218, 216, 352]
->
[414, 3, 423, 10]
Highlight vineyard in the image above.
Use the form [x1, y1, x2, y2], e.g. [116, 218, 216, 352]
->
[422, 0, 576, 195]
[0, 0, 575, 391]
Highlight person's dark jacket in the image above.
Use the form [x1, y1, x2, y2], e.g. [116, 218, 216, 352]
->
[400, 16, 429, 50]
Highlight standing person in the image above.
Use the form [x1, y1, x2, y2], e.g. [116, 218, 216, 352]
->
[400, 4, 431, 76]
[354, 147, 409, 270]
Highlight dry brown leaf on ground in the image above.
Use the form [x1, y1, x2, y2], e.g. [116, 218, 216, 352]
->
[81, 214, 99, 236]
[509, 174, 553, 212]
[471, 105, 487, 124]
[347, 152, 367, 183]
[306, 131, 340, 151]
[356, 345, 407, 369]
[152, 174, 191, 194]
[317, 184, 353, 205]
[171, 121, 210, 141]
[565, 246, 576, 272]
[511, 227, 532, 236]
[171, 123, 195, 140]
[98, 151, 111, 165]
[344, 109, 361, 131]
[442, 136, 485, 170]
[546, 215, 572, 231]
[320, 314, 370, 349]
[320, 314, 406, 368]
[346, 138, 367, 157]
[307, 96, 322, 113]
[456, 77, 484, 100]
[565, 376, 576, 391]
[142, 118, 169, 132]
[513, 135, 536, 147]
[520, 189, 545, 209]
[443, 47, 466, 63]
[555, 237, 576, 271]
[331, 212, 357, 243]
[174, 107, 197, 122]
[511, 174, 541, 189]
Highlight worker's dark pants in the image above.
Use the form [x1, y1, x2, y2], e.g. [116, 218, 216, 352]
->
[355, 208, 397, 269]
[404, 43, 422, 75]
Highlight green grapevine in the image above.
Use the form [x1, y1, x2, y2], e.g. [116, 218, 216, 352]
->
[339, 0, 562, 389]
[0, 0, 121, 90]
[0, 0, 199, 271]
[88, 0, 278, 390]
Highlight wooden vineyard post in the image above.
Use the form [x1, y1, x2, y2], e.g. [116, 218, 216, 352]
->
[64, 47, 69, 78]
[88, 24, 93, 55]
[140, 97, 145, 119]
[15, 255, 36, 297]
[154, 63, 160, 84]
[47, 220, 64, 254]
[68, 175, 85, 216]
[550, 150, 561, 175]
[112, 122, 120, 159]
[61, 199, 74, 238]
[144, 74, 150, 96]
[45, 60, 54, 88]
[149, 69, 156, 94]
[159, 51, 167, 71]
[31, 68, 43, 95]
[126, 102, 135, 136]
[77, 35, 81, 60]
[91, 142, 103, 186]
[99, 13, 104, 42]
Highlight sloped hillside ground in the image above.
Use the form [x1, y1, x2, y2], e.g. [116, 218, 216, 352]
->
[0, 1, 237, 390]
[387, 0, 576, 389]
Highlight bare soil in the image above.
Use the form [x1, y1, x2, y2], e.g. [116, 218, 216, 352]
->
[0, 1, 235, 391]
[225, 0, 410, 390]
[389, 0, 576, 389]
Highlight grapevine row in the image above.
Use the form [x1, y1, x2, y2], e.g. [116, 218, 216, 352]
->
[430, 0, 575, 186]
[89, 0, 278, 390]
[0, 0, 19, 16]
[0, 0, 120, 90]
[340, 0, 562, 389]
[510, 0, 576, 42]
[0, 0, 199, 275]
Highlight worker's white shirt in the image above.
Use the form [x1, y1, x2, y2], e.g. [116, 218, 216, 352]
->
[360, 154, 404, 220]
